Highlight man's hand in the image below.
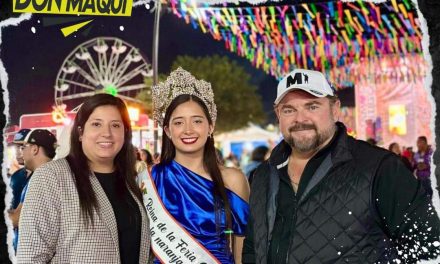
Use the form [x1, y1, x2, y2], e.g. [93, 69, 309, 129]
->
[8, 203, 23, 228]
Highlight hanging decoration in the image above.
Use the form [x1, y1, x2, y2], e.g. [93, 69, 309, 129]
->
[170, 0, 424, 86]
[329, 53, 427, 87]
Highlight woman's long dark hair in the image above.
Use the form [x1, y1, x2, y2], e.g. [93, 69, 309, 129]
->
[66, 93, 142, 225]
[159, 94, 234, 254]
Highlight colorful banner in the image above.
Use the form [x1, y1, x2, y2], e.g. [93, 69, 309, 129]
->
[170, 0, 423, 86]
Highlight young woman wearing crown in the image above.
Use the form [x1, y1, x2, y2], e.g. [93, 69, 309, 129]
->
[141, 67, 249, 264]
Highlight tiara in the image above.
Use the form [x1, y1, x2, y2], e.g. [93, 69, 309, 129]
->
[151, 67, 217, 127]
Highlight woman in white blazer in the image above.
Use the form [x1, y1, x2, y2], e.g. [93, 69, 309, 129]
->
[17, 94, 151, 263]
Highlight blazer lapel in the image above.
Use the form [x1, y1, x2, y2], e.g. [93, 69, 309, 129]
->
[128, 188, 150, 264]
[90, 174, 120, 260]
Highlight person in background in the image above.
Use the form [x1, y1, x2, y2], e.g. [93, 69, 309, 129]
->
[240, 149, 251, 170]
[134, 146, 148, 174]
[133, 146, 148, 194]
[243, 146, 270, 184]
[414, 136, 434, 196]
[8, 129, 56, 253]
[136, 149, 154, 193]
[388, 142, 412, 171]
[402, 146, 415, 166]
[225, 153, 240, 168]
[17, 94, 151, 263]
[139, 149, 154, 172]
[366, 138, 377, 146]
[8, 129, 32, 211]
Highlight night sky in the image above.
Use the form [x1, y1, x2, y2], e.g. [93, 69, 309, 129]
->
[1, 5, 278, 126]
[0, 7, 276, 261]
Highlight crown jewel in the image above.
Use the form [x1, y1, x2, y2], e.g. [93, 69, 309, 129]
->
[152, 67, 217, 127]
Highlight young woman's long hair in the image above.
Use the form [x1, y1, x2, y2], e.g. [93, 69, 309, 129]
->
[66, 93, 141, 225]
[159, 94, 234, 253]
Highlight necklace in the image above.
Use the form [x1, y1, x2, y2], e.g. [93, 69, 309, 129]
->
[291, 179, 299, 192]
[288, 166, 300, 184]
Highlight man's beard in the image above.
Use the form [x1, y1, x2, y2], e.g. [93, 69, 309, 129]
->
[285, 122, 335, 153]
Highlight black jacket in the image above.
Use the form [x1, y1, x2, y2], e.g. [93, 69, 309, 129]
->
[242, 122, 440, 263]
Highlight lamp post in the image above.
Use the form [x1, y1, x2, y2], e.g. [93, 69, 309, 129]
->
[152, 0, 162, 154]
[128, 106, 141, 147]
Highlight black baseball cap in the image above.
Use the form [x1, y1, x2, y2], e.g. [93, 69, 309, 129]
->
[17, 129, 57, 155]
[12, 129, 32, 145]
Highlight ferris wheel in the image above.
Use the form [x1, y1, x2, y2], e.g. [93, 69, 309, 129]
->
[54, 37, 152, 108]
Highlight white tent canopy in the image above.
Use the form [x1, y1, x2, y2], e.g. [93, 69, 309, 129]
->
[215, 124, 280, 144]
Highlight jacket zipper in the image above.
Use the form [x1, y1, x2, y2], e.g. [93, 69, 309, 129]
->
[275, 195, 297, 264]
[275, 215, 284, 263]
[286, 198, 297, 263]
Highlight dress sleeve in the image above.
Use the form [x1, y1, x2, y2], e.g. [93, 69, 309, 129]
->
[17, 164, 61, 264]
[229, 192, 249, 236]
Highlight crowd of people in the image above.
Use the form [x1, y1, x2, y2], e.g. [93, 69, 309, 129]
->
[365, 136, 435, 196]
[5, 67, 440, 263]
[222, 135, 434, 197]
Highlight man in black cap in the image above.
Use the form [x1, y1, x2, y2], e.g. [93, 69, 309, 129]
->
[8, 129, 57, 253]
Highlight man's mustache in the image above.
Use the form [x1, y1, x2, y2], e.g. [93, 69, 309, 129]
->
[288, 123, 316, 132]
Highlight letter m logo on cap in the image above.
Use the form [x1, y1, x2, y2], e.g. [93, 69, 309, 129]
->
[286, 72, 308, 89]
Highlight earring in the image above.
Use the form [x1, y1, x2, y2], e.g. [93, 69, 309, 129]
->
[79, 136, 82, 141]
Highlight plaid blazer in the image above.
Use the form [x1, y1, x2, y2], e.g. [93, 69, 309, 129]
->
[17, 158, 151, 264]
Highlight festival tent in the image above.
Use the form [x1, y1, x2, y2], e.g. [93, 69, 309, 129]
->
[215, 124, 280, 159]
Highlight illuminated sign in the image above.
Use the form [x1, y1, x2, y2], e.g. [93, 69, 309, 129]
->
[388, 105, 407, 135]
